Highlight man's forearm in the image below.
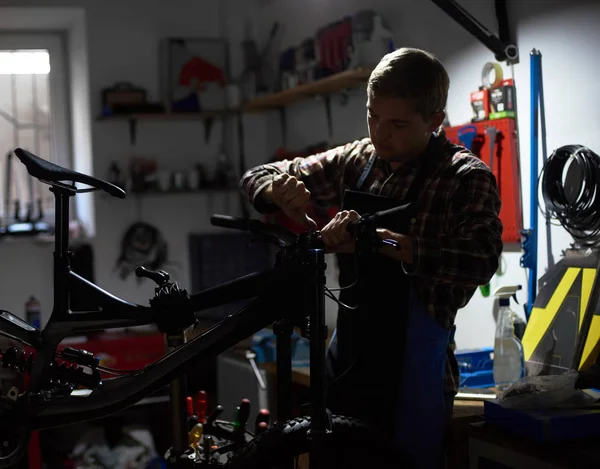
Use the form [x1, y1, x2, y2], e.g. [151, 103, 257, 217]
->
[377, 230, 414, 264]
[333, 230, 414, 264]
[239, 165, 281, 213]
[257, 183, 274, 204]
[252, 182, 282, 214]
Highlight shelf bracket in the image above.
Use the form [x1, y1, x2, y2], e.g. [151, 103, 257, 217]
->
[129, 118, 137, 145]
[204, 118, 214, 144]
[430, 0, 519, 64]
[324, 96, 333, 139]
[236, 111, 250, 219]
[278, 106, 287, 147]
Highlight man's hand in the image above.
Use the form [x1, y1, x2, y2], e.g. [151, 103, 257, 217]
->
[267, 174, 317, 229]
[321, 210, 360, 251]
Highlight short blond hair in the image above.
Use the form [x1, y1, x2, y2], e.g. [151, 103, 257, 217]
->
[367, 47, 450, 119]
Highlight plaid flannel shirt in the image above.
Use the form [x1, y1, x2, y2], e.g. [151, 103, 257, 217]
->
[240, 128, 503, 394]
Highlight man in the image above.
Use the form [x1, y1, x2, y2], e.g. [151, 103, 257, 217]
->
[240, 47, 503, 467]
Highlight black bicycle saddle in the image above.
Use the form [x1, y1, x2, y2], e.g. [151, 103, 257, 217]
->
[13, 148, 126, 199]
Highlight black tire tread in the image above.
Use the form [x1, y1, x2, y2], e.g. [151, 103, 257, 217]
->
[226, 414, 407, 468]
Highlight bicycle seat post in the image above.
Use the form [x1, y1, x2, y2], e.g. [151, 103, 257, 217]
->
[51, 185, 75, 316]
[27, 185, 75, 392]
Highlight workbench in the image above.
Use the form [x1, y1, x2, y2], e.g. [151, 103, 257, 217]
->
[259, 361, 489, 469]
[468, 420, 600, 468]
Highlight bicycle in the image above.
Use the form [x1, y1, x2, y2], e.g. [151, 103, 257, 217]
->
[0, 148, 411, 469]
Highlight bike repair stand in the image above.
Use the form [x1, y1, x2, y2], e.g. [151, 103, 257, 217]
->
[136, 266, 196, 468]
[272, 247, 331, 469]
[165, 328, 193, 468]
[273, 318, 294, 424]
[305, 248, 332, 469]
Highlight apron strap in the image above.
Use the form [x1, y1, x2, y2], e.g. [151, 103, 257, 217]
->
[355, 153, 377, 191]
[355, 138, 436, 202]
[449, 325, 456, 344]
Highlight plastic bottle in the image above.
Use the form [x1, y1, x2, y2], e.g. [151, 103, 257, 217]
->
[493, 285, 525, 391]
[25, 295, 41, 329]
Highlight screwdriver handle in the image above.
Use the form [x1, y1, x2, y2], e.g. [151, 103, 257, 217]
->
[203, 435, 213, 461]
[238, 398, 251, 427]
[254, 408, 270, 433]
[255, 421, 269, 435]
[196, 391, 208, 423]
[207, 404, 224, 427]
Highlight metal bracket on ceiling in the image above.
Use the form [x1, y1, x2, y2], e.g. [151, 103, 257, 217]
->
[430, 0, 519, 64]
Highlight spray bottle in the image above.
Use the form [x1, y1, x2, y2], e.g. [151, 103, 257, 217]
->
[493, 285, 525, 391]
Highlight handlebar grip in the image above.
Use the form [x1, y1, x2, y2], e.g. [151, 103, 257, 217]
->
[346, 220, 359, 234]
[210, 214, 248, 231]
[345, 203, 414, 235]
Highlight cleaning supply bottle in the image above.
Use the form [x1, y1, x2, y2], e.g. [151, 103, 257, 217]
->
[493, 285, 525, 391]
[25, 295, 41, 329]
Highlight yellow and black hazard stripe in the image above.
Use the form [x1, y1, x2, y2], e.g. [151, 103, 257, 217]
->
[523, 252, 600, 375]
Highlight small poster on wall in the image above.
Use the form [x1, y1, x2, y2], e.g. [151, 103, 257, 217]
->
[161, 37, 229, 113]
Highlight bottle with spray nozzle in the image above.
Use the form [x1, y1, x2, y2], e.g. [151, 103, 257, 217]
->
[493, 285, 525, 391]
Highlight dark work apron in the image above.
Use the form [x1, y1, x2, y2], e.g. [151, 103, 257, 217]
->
[325, 143, 452, 468]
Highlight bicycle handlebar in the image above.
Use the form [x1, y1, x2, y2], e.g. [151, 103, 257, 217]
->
[211, 214, 297, 245]
[0, 202, 414, 467]
[211, 202, 414, 244]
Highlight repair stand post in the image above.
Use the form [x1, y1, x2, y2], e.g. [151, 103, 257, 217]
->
[273, 318, 294, 469]
[521, 49, 542, 321]
[305, 248, 330, 469]
[165, 330, 190, 467]
[273, 318, 293, 424]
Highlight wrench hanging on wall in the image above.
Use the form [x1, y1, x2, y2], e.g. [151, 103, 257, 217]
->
[3, 151, 11, 228]
[485, 126, 498, 178]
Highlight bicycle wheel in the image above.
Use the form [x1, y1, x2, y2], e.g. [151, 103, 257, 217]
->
[225, 415, 410, 469]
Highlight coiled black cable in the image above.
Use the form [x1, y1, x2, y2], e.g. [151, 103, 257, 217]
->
[540, 144, 600, 247]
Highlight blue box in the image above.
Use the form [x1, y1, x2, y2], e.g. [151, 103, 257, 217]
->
[251, 329, 310, 367]
[484, 399, 600, 442]
[455, 347, 494, 388]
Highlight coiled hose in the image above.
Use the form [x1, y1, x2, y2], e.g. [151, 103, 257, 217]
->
[540, 144, 600, 247]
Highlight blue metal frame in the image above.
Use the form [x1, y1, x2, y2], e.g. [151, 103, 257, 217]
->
[520, 49, 543, 320]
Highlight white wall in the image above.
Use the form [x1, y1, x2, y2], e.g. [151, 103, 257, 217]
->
[245, 0, 600, 349]
[434, 0, 600, 350]
[1, 0, 597, 349]
[0, 0, 267, 323]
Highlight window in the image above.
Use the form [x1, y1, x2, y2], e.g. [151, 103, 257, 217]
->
[0, 34, 69, 227]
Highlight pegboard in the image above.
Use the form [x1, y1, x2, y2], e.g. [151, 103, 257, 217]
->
[444, 118, 523, 244]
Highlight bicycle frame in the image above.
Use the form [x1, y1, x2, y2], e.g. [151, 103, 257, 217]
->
[3, 147, 411, 469]
[6, 184, 328, 452]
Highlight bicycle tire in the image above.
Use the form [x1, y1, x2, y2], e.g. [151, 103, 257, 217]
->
[225, 415, 411, 469]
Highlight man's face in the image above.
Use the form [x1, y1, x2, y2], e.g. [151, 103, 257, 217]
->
[367, 94, 444, 164]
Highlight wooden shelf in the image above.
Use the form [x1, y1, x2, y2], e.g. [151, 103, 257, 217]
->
[242, 68, 372, 112]
[95, 69, 372, 145]
[96, 68, 372, 122]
